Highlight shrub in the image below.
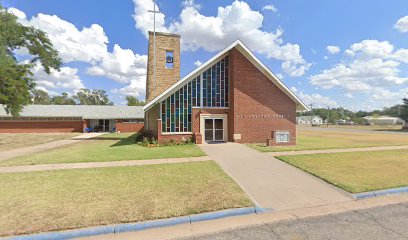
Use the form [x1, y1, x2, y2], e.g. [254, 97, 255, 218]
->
[136, 131, 195, 148]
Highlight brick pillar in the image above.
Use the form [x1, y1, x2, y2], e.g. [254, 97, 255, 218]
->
[194, 132, 202, 144]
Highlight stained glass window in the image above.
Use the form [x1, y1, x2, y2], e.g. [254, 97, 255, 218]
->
[161, 55, 229, 133]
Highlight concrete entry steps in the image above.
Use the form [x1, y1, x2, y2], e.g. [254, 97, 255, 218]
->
[199, 143, 352, 210]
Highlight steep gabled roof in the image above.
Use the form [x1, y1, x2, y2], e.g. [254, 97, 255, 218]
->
[144, 39, 308, 112]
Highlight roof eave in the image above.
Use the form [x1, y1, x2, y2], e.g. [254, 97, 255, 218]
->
[143, 39, 309, 113]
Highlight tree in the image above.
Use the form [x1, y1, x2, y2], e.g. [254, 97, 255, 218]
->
[52, 92, 76, 105]
[31, 89, 52, 104]
[126, 96, 145, 106]
[73, 89, 113, 105]
[400, 98, 408, 123]
[0, 5, 62, 116]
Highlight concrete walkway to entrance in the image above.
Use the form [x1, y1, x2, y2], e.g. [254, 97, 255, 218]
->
[0, 132, 105, 162]
[199, 143, 352, 210]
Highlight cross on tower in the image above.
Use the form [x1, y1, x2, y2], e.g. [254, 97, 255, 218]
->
[148, 1, 161, 96]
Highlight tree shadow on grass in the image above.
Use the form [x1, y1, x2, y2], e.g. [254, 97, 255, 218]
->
[109, 133, 141, 147]
[373, 129, 407, 133]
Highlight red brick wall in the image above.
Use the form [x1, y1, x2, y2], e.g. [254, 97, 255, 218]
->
[229, 48, 297, 144]
[151, 47, 297, 145]
[115, 120, 144, 133]
[192, 108, 228, 133]
[0, 121, 83, 133]
[156, 119, 193, 143]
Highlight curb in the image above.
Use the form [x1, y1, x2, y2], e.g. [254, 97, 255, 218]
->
[5, 207, 270, 240]
[353, 186, 408, 199]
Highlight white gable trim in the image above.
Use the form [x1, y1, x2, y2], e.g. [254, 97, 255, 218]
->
[144, 40, 308, 112]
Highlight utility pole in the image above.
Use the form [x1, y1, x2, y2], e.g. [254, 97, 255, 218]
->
[148, 1, 160, 98]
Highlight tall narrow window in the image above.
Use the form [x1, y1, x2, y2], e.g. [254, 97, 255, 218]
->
[161, 55, 229, 133]
[166, 51, 174, 69]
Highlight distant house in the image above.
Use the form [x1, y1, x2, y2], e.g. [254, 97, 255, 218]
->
[0, 105, 144, 133]
[363, 116, 405, 126]
[296, 116, 323, 126]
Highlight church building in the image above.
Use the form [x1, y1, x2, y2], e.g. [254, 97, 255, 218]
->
[143, 32, 308, 145]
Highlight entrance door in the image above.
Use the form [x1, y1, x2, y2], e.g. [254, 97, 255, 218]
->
[204, 118, 224, 142]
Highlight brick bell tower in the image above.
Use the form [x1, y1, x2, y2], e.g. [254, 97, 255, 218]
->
[146, 31, 181, 103]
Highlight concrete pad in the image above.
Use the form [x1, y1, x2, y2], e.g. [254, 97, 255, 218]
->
[199, 143, 352, 210]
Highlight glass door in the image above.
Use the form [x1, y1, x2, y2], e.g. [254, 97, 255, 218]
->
[204, 118, 224, 142]
[104, 120, 110, 132]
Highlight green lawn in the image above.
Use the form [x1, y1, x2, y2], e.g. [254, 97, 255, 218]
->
[248, 129, 408, 152]
[0, 161, 252, 236]
[0, 133, 79, 152]
[276, 149, 408, 193]
[0, 133, 205, 166]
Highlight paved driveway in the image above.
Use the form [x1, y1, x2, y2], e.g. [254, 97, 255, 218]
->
[199, 143, 351, 210]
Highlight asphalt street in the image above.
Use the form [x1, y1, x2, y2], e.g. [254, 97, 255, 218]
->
[178, 203, 408, 240]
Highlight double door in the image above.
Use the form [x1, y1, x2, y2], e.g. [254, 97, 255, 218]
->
[204, 118, 224, 142]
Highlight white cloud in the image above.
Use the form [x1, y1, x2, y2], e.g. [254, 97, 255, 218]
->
[344, 93, 353, 98]
[10, 7, 149, 97]
[345, 40, 394, 58]
[326, 45, 340, 55]
[297, 91, 338, 108]
[111, 77, 146, 99]
[310, 40, 408, 91]
[86, 44, 147, 84]
[7, 7, 26, 19]
[132, 0, 168, 38]
[32, 63, 84, 93]
[310, 39, 408, 110]
[262, 5, 278, 12]
[194, 60, 202, 67]
[394, 16, 408, 33]
[133, 0, 309, 77]
[16, 13, 109, 63]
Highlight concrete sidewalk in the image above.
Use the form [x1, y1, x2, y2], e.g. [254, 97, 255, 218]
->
[0, 132, 105, 162]
[199, 143, 351, 210]
[269, 145, 408, 156]
[0, 156, 211, 173]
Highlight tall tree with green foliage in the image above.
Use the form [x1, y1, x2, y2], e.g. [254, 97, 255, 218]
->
[400, 98, 408, 123]
[52, 92, 76, 105]
[31, 89, 52, 104]
[0, 5, 62, 116]
[73, 89, 113, 105]
[125, 96, 145, 106]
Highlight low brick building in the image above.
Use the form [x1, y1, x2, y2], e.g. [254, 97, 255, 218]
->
[0, 105, 144, 133]
[144, 32, 308, 145]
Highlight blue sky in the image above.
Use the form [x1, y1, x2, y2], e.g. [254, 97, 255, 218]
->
[4, 0, 408, 110]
